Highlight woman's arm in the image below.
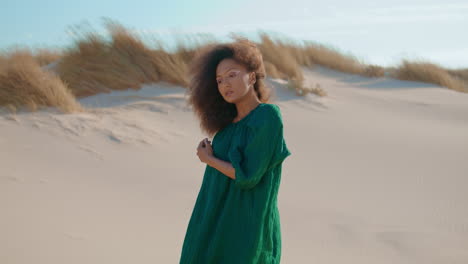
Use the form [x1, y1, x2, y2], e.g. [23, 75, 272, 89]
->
[197, 138, 236, 180]
[207, 155, 236, 180]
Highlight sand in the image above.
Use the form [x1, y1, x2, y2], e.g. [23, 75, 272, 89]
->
[1, 66, 468, 263]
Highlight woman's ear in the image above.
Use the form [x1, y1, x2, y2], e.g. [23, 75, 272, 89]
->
[249, 72, 256, 86]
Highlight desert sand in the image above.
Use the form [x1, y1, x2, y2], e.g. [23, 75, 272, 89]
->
[1, 66, 468, 263]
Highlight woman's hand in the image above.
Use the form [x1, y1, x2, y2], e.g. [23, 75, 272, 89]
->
[197, 137, 213, 164]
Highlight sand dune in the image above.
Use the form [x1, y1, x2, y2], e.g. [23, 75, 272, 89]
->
[1, 66, 468, 263]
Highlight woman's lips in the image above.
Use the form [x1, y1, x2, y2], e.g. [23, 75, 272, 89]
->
[226, 91, 234, 97]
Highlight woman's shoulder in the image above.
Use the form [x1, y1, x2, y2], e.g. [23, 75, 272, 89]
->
[248, 103, 283, 127]
[258, 103, 283, 118]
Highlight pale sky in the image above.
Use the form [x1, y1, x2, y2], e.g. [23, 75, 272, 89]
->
[2, 0, 467, 68]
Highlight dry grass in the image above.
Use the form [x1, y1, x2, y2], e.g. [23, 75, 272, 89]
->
[256, 33, 305, 82]
[255, 33, 327, 96]
[363, 64, 385, 77]
[448, 68, 468, 83]
[301, 42, 385, 78]
[33, 48, 63, 66]
[392, 60, 468, 93]
[56, 19, 197, 98]
[286, 79, 327, 97]
[57, 21, 161, 97]
[304, 83, 327, 97]
[0, 49, 82, 113]
[0, 46, 63, 67]
[253, 33, 383, 96]
[256, 34, 385, 78]
[264, 61, 286, 79]
[2, 18, 468, 113]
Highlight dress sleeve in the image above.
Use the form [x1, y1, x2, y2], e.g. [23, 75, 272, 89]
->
[228, 105, 291, 190]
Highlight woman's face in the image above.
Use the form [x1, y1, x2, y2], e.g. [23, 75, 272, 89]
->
[216, 58, 255, 104]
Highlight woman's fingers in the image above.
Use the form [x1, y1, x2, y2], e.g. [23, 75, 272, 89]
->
[198, 139, 204, 149]
[197, 138, 211, 152]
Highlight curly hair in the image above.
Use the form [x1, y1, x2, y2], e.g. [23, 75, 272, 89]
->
[186, 39, 272, 137]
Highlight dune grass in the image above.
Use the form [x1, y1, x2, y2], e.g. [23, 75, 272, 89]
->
[33, 48, 63, 66]
[57, 20, 166, 97]
[1, 19, 467, 113]
[0, 48, 82, 113]
[252, 32, 385, 96]
[391, 60, 468, 92]
[55, 21, 329, 100]
[447, 68, 468, 85]
[255, 33, 385, 78]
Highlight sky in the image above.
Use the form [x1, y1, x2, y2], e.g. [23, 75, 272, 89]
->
[2, 0, 467, 69]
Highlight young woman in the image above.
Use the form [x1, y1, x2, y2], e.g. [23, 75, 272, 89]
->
[179, 38, 292, 264]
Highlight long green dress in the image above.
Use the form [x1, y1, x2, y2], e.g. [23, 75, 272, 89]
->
[179, 103, 292, 264]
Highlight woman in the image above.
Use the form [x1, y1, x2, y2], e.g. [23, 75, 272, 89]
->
[179, 38, 292, 264]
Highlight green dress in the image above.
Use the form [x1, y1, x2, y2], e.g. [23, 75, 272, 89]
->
[179, 103, 291, 264]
